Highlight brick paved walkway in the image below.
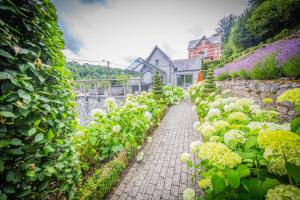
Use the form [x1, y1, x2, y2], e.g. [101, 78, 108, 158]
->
[108, 101, 199, 200]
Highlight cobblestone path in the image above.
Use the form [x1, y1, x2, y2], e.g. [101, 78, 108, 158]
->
[108, 101, 199, 200]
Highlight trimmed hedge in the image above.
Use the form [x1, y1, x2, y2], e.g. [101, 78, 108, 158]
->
[76, 151, 128, 200]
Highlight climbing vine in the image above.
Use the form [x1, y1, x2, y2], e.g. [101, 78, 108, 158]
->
[0, 0, 80, 199]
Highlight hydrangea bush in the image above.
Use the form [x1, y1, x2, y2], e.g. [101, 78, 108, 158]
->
[182, 86, 300, 200]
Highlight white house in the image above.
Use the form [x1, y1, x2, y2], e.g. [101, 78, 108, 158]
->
[127, 46, 203, 88]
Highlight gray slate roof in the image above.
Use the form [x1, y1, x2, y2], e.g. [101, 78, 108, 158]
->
[172, 55, 203, 71]
[187, 35, 221, 49]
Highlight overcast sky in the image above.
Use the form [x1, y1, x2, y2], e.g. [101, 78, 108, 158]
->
[51, 0, 247, 68]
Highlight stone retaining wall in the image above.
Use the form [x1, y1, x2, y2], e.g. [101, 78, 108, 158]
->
[76, 96, 125, 126]
[216, 79, 300, 121]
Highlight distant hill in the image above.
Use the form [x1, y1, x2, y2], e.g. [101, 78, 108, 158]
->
[67, 61, 141, 80]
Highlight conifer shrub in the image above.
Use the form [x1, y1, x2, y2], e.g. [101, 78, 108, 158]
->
[152, 72, 164, 100]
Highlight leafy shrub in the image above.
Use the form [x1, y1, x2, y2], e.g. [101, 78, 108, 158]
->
[73, 93, 166, 170]
[249, 54, 282, 80]
[186, 88, 300, 199]
[238, 69, 251, 79]
[162, 85, 185, 105]
[0, 1, 80, 199]
[282, 55, 300, 78]
[76, 151, 128, 200]
[216, 72, 231, 81]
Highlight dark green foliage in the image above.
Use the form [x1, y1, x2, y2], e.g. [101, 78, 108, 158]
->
[228, 10, 258, 55]
[215, 14, 237, 43]
[282, 55, 300, 78]
[0, 0, 80, 199]
[238, 69, 251, 79]
[67, 61, 140, 80]
[249, 54, 282, 80]
[247, 0, 300, 43]
[76, 151, 128, 200]
[152, 72, 164, 100]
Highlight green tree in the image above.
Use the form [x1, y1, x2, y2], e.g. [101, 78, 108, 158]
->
[228, 9, 257, 54]
[152, 72, 164, 100]
[215, 14, 237, 44]
[247, 0, 300, 42]
[0, 0, 80, 199]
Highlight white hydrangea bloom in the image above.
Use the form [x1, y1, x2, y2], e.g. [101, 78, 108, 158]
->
[248, 121, 265, 130]
[207, 108, 221, 119]
[190, 140, 202, 154]
[180, 153, 191, 163]
[223, 103, 237, 113]
[198, 122, 216, 140]
[212, 120, 230, 132]
[144, 111, 152, 121]
[235, 98, 254, 108]
[222, 97, 238, 105]
[91, 108, 106, 117]
[183, 188, 195, 200]
[112, 125, 121, 133]
[209, 100, 221, 108]
[105, 97, 118, 110]
[224, 130, 246, 147]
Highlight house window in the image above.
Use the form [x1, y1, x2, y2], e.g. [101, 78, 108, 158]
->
[176, 74, 193, 87]
[155, 59, 159, 66]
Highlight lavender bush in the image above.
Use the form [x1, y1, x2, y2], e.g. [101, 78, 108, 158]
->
[215, 35, 300, 79]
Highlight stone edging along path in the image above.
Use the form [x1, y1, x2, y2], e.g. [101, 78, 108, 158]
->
[108, 101, 200, 200]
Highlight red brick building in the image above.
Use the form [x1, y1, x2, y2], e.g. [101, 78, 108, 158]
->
[187, 35, 221, 61]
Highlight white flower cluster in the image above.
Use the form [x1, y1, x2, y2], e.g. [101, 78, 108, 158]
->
[183, 188, 195, 200]
[112, 125, 121, 133]
[180, 153, 191, 163]
[224, 130, 246, 148]
[91, 108, 106, 118]
[206, 108, 221, 119]
[190, 140, 202, 154]
[105, 97, 118, 110]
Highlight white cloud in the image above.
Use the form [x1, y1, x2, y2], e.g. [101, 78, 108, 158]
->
[52, 0, 246, 68]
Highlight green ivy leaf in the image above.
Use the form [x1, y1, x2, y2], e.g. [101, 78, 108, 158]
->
[47, 129, 54, 141]
[211, 174, 226, 193]
[0, 111, 15, 118]
[0, 49, 13, 59]
[10, 138, 23, 146]
[236, 165, 250, 178]
[286, 162, 300, 183]
[6, 148, 24, 155]
[34, 133, 44, 143]
[28, 128, 36, 136]
[0, 140, 10, 148]
[226, 169, 240, 189]
[0, 71, 10, 80]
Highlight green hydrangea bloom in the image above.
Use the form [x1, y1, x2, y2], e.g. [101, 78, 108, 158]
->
[266, 185, 300, 200]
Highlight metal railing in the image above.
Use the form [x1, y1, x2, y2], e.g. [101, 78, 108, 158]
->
[73, 78, 150, 97]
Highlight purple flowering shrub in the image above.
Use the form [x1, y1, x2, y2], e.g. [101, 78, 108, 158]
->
[215, 35, 300, 79]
